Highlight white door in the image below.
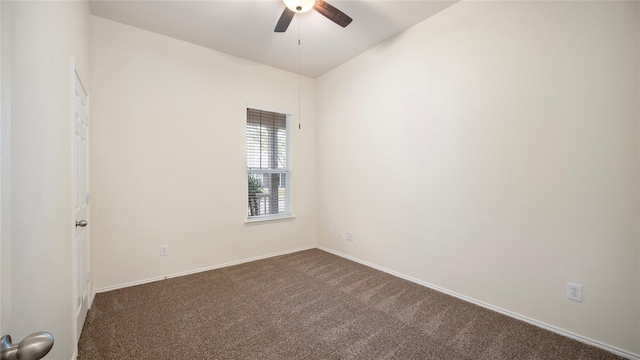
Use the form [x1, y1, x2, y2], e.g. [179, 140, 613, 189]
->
[73, 64, 90, 342]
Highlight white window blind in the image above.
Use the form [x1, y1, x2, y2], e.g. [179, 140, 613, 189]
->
[246, 108, 291, 219]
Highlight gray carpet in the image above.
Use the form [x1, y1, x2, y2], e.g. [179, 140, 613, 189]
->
[78, 249, 625, 359]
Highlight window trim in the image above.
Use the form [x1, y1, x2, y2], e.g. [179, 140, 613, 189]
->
[244, 214, 296, 225]
[245, 105, 293, 221]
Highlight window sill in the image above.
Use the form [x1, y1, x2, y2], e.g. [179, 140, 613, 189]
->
[245, 214, 296, 225]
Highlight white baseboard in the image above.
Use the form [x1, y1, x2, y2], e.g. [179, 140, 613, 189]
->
[89, 287, 95, 309]
[93, 245, 316, 294]
[317, 246, 639, 360]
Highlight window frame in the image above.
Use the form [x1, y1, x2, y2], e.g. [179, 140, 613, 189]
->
[245, 106, 293, 223]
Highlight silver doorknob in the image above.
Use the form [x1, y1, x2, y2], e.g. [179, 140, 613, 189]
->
[1, 332, 54, 360]
[76, 220, 88, 227]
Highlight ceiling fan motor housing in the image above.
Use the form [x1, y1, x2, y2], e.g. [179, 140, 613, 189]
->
[284, 0, 314, 13]
[275, 0, 352, 33]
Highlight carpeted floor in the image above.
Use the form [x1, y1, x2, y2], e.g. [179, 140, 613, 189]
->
[78, 249, 625, 359]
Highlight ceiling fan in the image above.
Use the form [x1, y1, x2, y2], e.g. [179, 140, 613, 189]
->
[275, 0, 353, 32]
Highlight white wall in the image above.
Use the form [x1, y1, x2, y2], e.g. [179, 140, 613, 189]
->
[317, 1, 640, 356]
[9, 1, 91, 359]
[91, 16, 316, 290]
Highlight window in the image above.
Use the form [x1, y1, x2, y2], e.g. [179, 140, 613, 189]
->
[246, 108, 291, 219]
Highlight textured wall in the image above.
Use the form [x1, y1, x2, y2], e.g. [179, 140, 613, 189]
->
[9, 1, 92, 358]
[317, 1, 640, 355]
[91, 16, 316, 291]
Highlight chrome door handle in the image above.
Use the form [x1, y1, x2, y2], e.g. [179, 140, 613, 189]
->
[76, 220, 88, 227]
[1, 332, 54, 360]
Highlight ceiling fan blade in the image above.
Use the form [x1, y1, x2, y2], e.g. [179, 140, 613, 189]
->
[313, 0, 352, 28]
[275, 8, 295, 32]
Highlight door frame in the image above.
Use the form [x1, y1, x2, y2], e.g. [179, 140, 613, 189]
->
[70, 58, 91, 346]
[0, 0, 13, 337]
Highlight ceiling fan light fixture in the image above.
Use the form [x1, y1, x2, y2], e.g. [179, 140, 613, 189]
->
[283, 0, 315, 13]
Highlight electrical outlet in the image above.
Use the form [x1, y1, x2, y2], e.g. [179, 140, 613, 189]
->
[160, 245, 169, 256]
[346, 231, 354, 241]
[329, 227, 334, 237]
[567, 282, 582, 302]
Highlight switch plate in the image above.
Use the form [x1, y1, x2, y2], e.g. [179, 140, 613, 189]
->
[160, 245, 169, 256]
[329, 227, 334, 237]
[567, 282, 582, 302]
[346, 231, 354, 241]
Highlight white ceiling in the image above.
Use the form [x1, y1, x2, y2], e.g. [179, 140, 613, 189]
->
[89, 0, 457, 78]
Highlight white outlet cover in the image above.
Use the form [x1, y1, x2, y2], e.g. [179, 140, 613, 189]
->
[567, 282, 582, 302]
